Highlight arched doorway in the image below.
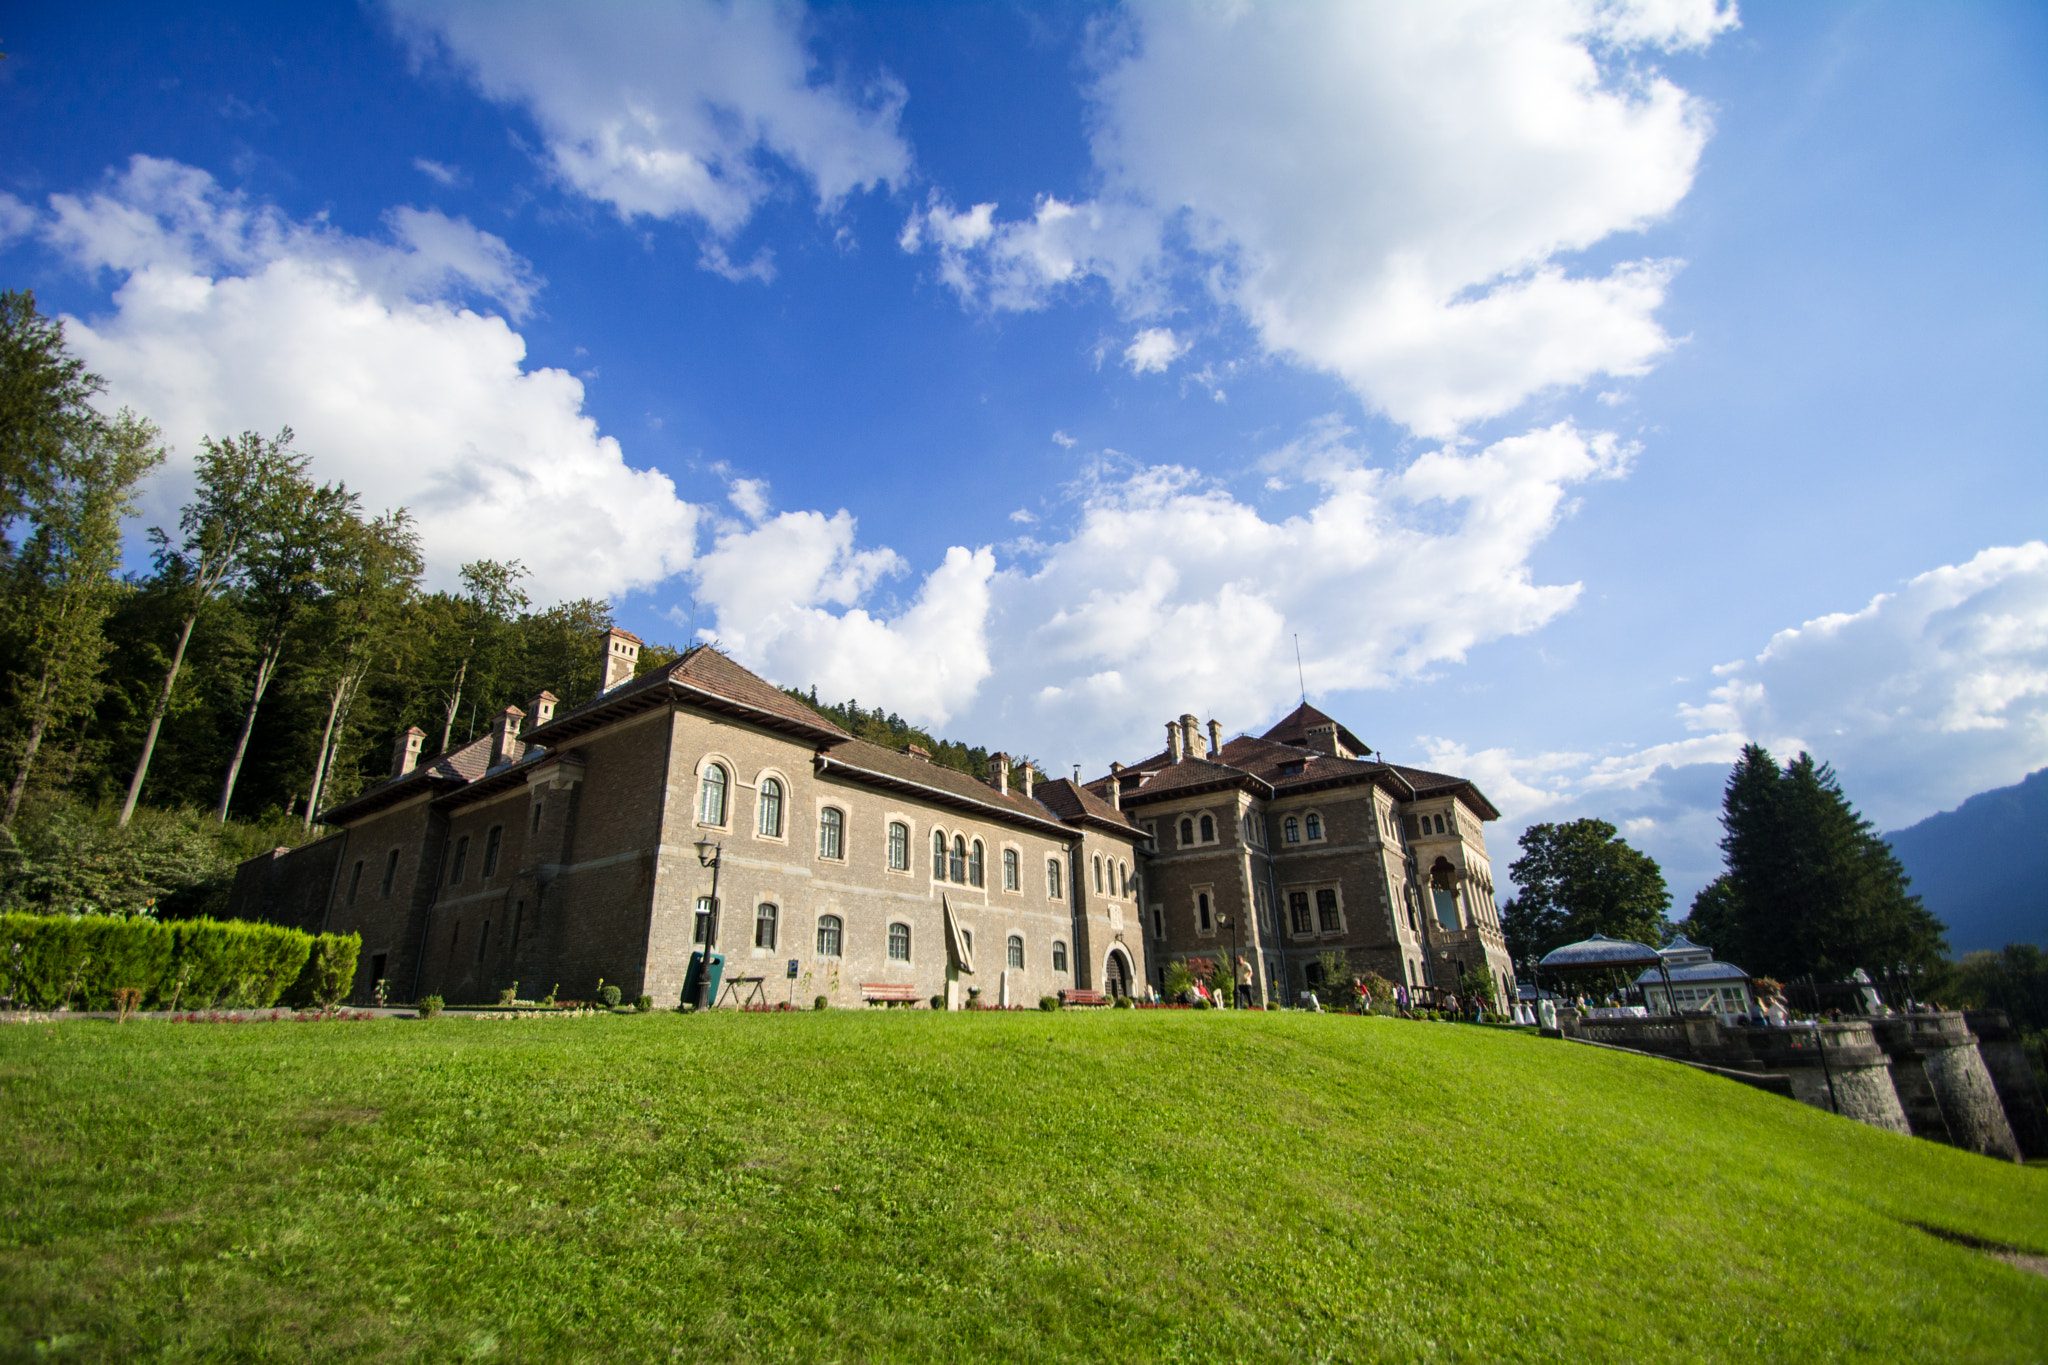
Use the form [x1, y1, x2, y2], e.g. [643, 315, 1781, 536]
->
[1103, 947, 1132, 998]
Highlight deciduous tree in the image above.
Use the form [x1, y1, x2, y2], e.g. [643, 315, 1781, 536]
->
[1500, 818, 1671, 971]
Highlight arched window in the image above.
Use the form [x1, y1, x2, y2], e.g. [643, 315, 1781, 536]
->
[755, 903, 778, 949]
[888, 922, 911, 962]
[449, 836, 469, 885]
[1047, 858, 1063, 900]
[950, 834, 966, 883]
[818, 807, 844, 859]
[1179, 817, 1194, 845]
[758, 778, 783, 837]
[1434, 813, 1446, 835]
[482, 826, 502, 878]
[699, 764, 728, 826]
[1052, 940, 1068, 972]
[1002, 848, 1020, 891]
[816, 914, 842, 957]
[1200, 813, 1215, 843]
[1093, 855, 1104, 894]
[969, 839, 985, 887]
[1006, 935, 1025, 969]
[1284, 815, 1300, 843]
[888, 821, 909, 871]
[1119, 861, 1129, 897]
[1197, 892, 1213, 932]
[1305, 812, 1322, 841]
[933, 830, 948, 879]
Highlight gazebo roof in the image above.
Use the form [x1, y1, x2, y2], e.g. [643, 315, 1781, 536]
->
[1537, 933, 1666, 970]
[1636, 960, 1751, 985]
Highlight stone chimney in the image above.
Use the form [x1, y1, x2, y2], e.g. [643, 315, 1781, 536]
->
[989, 751, 1011, 796]
[1180, 713, 1204, 760]
[598, 627, 642, 695]
[490, 705, 525, 769]
[1108, 761, 1124, 810]
[904, 743, 931, 762]
[391, 726, 425, 778]
[1208, 718, 1223, 759]
[1021, 762, 1035, 800]
[1166, 721, 1183, 763]
[527, 689, 558, 729]
[1304, 722, 1339, 756]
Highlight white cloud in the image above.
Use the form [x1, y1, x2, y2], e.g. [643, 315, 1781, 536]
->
[39, 156, 697, 602]
[412, 157, 466, 187]
[904, 0, 1734, 436]
[0, 193, 36, 250]
[1123, 326, 1186, 374]
[1051, 430, 1076, 448]
[387, 0, 911, 237]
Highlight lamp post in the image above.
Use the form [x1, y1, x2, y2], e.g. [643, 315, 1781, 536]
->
[690, 839, 722, 1012]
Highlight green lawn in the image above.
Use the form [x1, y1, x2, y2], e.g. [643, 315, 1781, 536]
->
[1, 1011, 2043, 1364]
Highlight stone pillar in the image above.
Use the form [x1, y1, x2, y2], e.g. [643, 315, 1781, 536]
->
[1966, 1009, 2048, 1159]
[1873, 1013, 2022, 1161]
[1741, 1021, 1911, 1135]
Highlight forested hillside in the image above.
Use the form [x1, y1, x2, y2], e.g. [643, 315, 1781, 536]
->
[1886, 768, 2048, 952]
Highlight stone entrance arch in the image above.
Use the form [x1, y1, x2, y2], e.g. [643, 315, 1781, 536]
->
[1103, 947, 1133, 998]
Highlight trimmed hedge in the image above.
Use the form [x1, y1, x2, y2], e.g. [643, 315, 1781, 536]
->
[0, 914, 359, 1011]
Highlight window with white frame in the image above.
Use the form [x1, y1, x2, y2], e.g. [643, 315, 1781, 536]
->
[1305, 812, 1324, 841]
[1289, 890, 1312, 936]
[1179, 817, 1194, 846]
[1317, 888, 1341, 933]
[816, 914, 842, 957]
[1052, 940, 1068, 972]
[888, 821, 909, 871]
[699, 763, 729, 826]
[1047, 858, 1063, 900]
[1197, 892, 1214, 933]
[694, 896, 716, 945]
[1199, 813, 1215, 843]
[1284, 815, 1300, 844]
[969, 840, 985, 888]
[818, 807, 844, 860]
[1006, 935, 1024, 969]
[1093, 855, 1104, 894]
[1002, 848, 1020, 891]
[950, 834, 966, 883]
[932, 829, 947, 879]
[758, 778, 784, 837]
[755, 903, 778, 950]
[888, 922, 911, 962]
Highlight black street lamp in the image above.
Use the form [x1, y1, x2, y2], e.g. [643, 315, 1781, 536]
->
[690, 839, 722, 1012]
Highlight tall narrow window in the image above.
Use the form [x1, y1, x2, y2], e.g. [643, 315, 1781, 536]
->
[816, 914, 842, 957]
[449, 836, 469, 885]
[381, 848, 400, 897]
[1197, 893, 1213, 933]
[1434, 813, 1446, 835]
[346, 860, 364, 905]
[819, 807, 844, 859]
[1151, 907, 1164, 939]
[1047, 858, 1063, 900]
[755, 903, 778, 950]
[888, 821, 909, 871]
[700, 764, 728, 826]
[888, 922, 911, 962]
[1200, 814, 1215, 843]
[1052, 941, 1068, 972]
[933, 830, 948, 879]
[1002, 848, 1019, 891]
[1284, 816, 1300, 844]
[1006, 935, 1024, 969]
[1179, 818, 1195, 845]
[969, 840, 985, 887]
[1317, 888, 1340, 933]
[1093, 855, 1104, 893]
[511, 900, 523, 952]
[482, 826, 502, 878]
[1120, 862, 1130, 897]
[1305, 813, 1323, 841]
[1289, 891, 1312, 936]
[758, 778, 783, 837]
[694, 896, 716, 946]
[476, 919, 490, 965]
[950, 835, 966, 883]
[531, 798, 544, 834]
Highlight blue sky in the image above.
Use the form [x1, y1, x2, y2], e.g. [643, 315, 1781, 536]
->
[4, 1, 2044, 908]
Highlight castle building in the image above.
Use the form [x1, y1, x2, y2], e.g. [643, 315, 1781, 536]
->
[228, 629, 1511, 1010]
[229, 631, 1148, 1009]
[1082, 706, 1513, 1007]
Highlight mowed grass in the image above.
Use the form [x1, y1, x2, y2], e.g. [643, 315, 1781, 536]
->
[1, 1012, 2044, 1364]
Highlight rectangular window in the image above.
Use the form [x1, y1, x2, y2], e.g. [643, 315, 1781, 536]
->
[449, 836, 469, 886]
[476, 919, 490, 965]
[369, 952, 387, 992]
[1317, 888, 1341, 933]
[511, 900, 524, 952]
[1289, 891, 1312, 936]
[532, 798, 544, 834]
[1002, 848, 1019, 891]
[1151, 907, 1163, 939]
[1052, 941, 1068, 972]
[888, 822, 909, 871]
[1197, 892, 1213, 933]
[346, 860, 364, 905]
[819, 808, 844, 860]
[482, 826, 502, 878]
[694, 896, 716, 946]
[755, 903, 778, 950]
[381, 849, 400, 898]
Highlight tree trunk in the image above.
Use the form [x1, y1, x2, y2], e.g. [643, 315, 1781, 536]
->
[439, 656, 468, 754]
[302, 679, 346, 831]
[118, 608, 199, 828]
[303, 666, 364, 828]
[216, 638, 283, 824]
[1, 661, 57, 829]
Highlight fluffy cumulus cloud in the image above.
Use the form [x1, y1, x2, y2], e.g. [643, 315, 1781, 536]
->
[38, 156, 698, 601]
[903, 0, 1735, 436]
[386, 0, 910, 243]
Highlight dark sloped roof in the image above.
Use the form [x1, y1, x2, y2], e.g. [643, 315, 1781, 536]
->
[1035, 776, 1145, 836]
[815, 738, 1077, 838]
[318, 734, 499, 825]
[1116, 756, 1274, 808]
[1386, 763, 1502, 821]
[1261, 702, 1370, 758]
[529, 645, 850, 746]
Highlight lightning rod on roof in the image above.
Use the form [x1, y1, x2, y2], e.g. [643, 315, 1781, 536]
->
[1295, 634, 1306, 706]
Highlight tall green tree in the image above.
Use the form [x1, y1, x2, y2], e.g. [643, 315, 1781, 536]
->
[1, 409, 165, 826]
[1682, 744, 1948, 980]
[0, 290, 101, 547]
[1499, 818, 1672, 971]
[436, 559, 528, 752]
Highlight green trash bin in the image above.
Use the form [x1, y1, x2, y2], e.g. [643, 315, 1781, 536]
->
[683, 951, 725, 1009]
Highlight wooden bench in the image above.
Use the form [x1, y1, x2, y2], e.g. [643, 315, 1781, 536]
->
[1060, 989, 1109, 1008]
[860, 982, 924, 1007]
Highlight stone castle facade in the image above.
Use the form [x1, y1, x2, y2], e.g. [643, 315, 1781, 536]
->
[228, 629, 1515, 1009]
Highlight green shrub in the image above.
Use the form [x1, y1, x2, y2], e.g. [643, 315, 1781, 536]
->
[634, 995, 653, 1013]
[813, 995, 829, 1010]
[2, 913, 173, 1009]
[1112, 995, 1133, 1010]
[1162, 961, 1195, 1000]
[600, 984, 623, 1008]
[175, 920, 312, 1008]
[416, 995, 444, 1018]
[1039, 995, 1059, 1011]
[928, 994, 945, 1011]
[0, 913, 350, 1011]
[1192, 999, 1210, 1010]
[282, 933, 361, 1008]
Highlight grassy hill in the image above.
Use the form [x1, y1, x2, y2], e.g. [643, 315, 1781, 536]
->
[2, 1011, 2043, 1363]
[1887, 767, 2048, 953]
